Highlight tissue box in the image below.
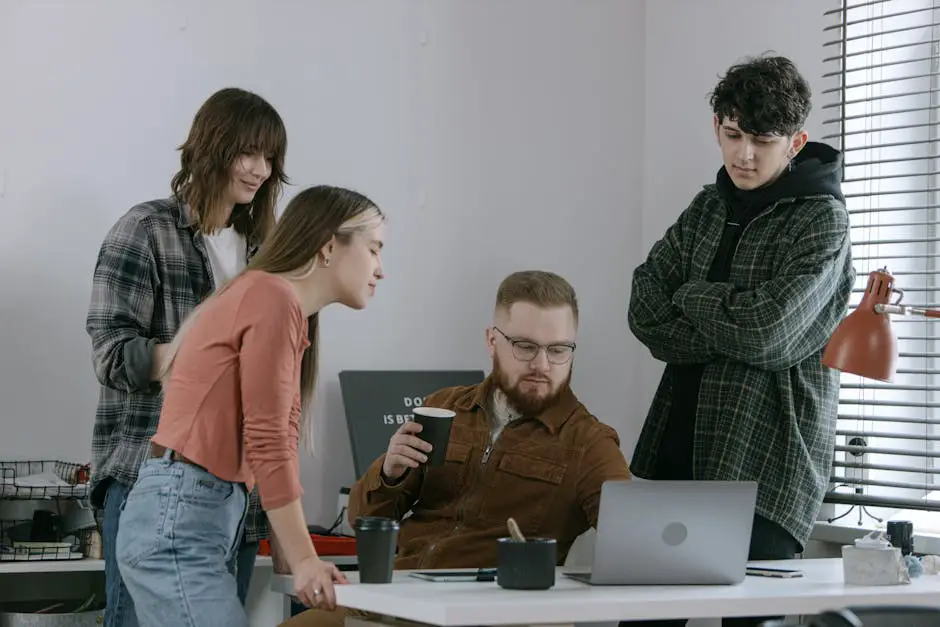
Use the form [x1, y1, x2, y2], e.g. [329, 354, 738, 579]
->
[842, 544, 909, 585]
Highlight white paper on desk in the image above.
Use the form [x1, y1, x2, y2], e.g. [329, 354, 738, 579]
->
[1, 472, 70, 498]
[8, 473, 70, 488]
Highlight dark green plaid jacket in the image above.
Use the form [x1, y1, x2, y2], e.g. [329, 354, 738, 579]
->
[628, 185, 854, 548]
[87, 198, 268, 543]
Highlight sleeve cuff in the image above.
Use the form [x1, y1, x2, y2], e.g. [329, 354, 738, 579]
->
[258, 473, 304, 511]
[124, 336, 157, 392]
[673, 280, 724, 320]
[671, 281, 694, 311]
[362, 458, 413, 493]
[380, 468, 410, 488]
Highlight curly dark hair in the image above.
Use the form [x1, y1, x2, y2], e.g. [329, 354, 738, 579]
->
[709, 54, 812, 137]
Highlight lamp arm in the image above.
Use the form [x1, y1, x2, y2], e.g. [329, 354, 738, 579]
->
[874, 304, 940, 318]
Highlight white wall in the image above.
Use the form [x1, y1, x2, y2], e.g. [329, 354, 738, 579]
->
[0, 0, 646, 525]
[0, 0, 844, 531]
[636, 0, 840, 417]
[0, 2, 851, 625]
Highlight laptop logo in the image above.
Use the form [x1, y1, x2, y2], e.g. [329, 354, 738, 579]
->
[662, 522, 688, 547]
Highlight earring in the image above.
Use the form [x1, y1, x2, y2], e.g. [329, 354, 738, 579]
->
[323, 258, 331, 268]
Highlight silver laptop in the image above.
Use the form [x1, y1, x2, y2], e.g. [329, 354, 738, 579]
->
[564, 479, 757, 585]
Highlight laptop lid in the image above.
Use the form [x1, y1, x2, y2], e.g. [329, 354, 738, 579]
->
[586, 479, 757, 585]
[338, 369, 485, 478]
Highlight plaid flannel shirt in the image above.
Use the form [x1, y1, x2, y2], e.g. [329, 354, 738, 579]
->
[86, 198, 268, 542]
[628, 185, 854, 548]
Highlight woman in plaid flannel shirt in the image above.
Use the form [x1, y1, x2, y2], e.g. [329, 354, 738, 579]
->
[86, 87, 288, 627]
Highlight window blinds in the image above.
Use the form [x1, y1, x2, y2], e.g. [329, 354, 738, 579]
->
[822, 0, 940, 518]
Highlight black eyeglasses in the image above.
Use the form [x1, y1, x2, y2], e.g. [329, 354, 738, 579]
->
[492, 326, 576, 365]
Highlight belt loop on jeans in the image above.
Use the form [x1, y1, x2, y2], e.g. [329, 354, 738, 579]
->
[151, 442, 177, 462]
[151, 442, 207, 472]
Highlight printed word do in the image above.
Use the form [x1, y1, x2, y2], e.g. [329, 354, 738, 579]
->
[382, 395, 427, 425]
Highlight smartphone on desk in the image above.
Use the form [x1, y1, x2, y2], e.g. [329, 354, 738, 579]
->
[409, 568, 497, 582]
[746, 566, 803, 578]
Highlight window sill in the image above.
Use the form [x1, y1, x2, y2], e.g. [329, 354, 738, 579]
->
[812, 515, 940, 556]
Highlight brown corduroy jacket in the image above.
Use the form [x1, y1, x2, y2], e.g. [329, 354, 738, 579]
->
[347, 376, 632, 569]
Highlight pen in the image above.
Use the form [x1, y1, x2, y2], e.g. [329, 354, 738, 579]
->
[475, 568, 497, 582]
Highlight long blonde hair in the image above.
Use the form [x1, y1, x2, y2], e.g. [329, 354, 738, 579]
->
[159, 185, 385, 445]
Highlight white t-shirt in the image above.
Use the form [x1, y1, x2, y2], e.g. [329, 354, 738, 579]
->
[203, 226, 247, 289]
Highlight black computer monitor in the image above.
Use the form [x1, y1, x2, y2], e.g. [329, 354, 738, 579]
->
[338, 369, 486, 479]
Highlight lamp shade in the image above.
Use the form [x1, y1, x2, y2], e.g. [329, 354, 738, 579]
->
[822, 269, 898, 382]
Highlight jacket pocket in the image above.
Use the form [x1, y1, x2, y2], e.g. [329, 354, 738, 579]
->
[497, 454, 567, 485]
[482, 453, 567, 535]
[418, 440, 472, 510]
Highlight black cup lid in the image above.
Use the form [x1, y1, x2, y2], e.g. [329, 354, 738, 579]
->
[355, 516, 400, 531]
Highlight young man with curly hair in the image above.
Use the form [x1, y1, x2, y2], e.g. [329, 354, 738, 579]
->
[627, 55, 854, 627]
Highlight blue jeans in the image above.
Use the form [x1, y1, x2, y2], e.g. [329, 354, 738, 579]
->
[115, 455, 249, 627]
[102, 481, 257, 626]
[233, 540, 258, 604]
[103, 480, 138, 627]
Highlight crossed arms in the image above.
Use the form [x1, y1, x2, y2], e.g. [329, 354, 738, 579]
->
[628, 198, 850, 371]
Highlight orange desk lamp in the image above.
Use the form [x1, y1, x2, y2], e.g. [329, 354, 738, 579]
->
[822, 268, 940, 383]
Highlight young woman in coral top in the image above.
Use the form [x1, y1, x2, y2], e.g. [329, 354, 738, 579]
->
[114, 185, 386, 627]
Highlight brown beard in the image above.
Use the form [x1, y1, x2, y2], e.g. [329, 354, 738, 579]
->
[492, 355, 572, 417]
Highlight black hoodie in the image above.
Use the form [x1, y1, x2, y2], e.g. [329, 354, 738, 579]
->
[654, 141, 845, 480]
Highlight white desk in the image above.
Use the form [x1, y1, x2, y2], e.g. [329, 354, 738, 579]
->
[0, 554, 359, 575]
[0, 554, 358, 626]
[247, 554, 357, 625]
[270, 559, 940, 626]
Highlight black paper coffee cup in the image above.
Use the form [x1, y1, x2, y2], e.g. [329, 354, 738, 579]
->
[887, 520, 914, 555]
[355, 516, 399, 583]
[412, 407, 456, 466]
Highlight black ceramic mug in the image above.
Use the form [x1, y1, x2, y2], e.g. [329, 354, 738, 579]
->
[496, 537, 557, 590]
